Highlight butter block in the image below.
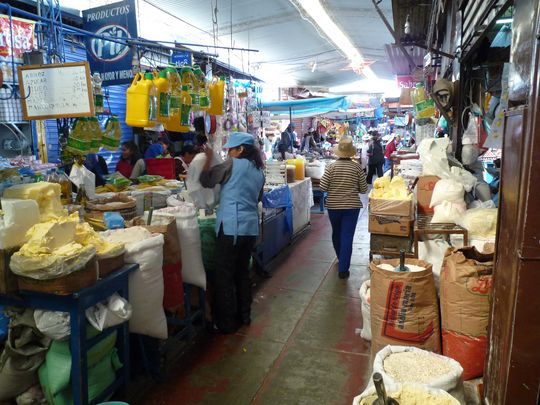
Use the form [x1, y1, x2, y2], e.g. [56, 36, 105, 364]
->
[0, 198, 40, 248]
[21, 221, 77, 255]
[3, 182, 64, 220]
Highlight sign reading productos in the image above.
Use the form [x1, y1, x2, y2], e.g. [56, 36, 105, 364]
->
[83, 0, 138, 86]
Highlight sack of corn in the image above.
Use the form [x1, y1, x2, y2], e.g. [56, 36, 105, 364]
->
[370, 258, 441, 357]
[371, 345, 465, 404]
[440, 247, 494, 380]
[353, 382, 460, 405]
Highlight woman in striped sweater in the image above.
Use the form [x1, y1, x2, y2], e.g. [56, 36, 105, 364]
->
[320, 137, 368, 279]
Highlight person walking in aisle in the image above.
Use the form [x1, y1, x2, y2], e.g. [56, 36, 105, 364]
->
[200, 132, 265, 333]
[366, 131, 384, 184]
[320, 137, 368, 279]
[384, 134, 401, 172]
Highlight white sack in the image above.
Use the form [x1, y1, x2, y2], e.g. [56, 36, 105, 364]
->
[85, 293, 132, 332]
[353, 382, 460, 405]
[371, 345, 465, 404]
[186, 152, 222, 210]
[155, 204, 206, 289]
[101, 227, 167, 339]
[430, 179, 465, 208]
[34, 310, 70, 341]
[431, 201, 467, 224]
[69, 164, 96, 199]
[359, 280, 371, 341]
[418, 239, 451, 289]
[418, 137, 452, 177]
[305, 160, 325, 179]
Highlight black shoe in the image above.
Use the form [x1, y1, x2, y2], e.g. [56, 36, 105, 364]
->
[338, 271, 350, 279]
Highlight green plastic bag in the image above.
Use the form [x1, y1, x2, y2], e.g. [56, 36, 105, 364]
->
[38, 327, 117, 396]
[198, 217, 217, 275]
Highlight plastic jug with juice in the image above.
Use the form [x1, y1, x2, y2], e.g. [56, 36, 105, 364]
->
[208, 76, 225, 116]
[286, 158, 305, 181]
[101, 115, 121, 150]
[66, 118, 91, 155]
[153, 70, 170, 123]
[179, 85, 192, 132]
[193, 65, 210, 110]
[126, 72, 157, 127]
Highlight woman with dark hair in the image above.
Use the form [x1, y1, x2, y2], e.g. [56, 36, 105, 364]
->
[200, 132, 265, 333]
[116, 141, 145, 180]
[366, 131, 385, 184]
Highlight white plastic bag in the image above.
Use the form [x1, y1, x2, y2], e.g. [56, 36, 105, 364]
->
[418, 239, 451, 289]
[359, 280, 371, 341]
[430, 179, 465, 207]
[371, 345, 465, 404]
[431, 201, 467, 224]
[305, 160, 325, 179]
[155, 204, 207, 289]
[101, 227, 167, 339]
[418, 137, 452, 177]
[34, 310, 70, 340]
[186, 152, 222, 210]
[69, 164, 96, 200]
[456, 208, 498, 238]
[85, 293, 132, 332]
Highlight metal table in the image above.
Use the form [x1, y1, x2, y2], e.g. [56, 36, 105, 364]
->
[414, 214, 469, 254]
[0, 264, 138, 405]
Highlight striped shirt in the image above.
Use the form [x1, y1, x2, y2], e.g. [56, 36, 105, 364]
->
[319, 158, 368, 209]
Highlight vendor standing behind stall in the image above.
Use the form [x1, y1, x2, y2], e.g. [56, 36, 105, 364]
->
[320, 137, 368, 279]
[116, 141, 145, 180]
[384, 134, 400, 172]
[200, 132, 265, 334]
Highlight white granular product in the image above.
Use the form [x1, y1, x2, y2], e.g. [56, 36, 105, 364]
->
[383, 351, 453, 384]
[378, 263, 426, 272]
[360, 385, 458, 405]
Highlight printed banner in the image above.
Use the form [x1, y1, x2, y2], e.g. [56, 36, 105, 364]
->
[0, 15, 36, 64]
[83, 0, 138, 85]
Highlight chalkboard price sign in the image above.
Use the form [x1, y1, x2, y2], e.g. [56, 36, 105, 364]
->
[17, 61, 95, 120]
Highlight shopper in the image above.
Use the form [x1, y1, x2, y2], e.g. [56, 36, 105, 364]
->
[84, 153, 109, 186]
[144, 137, 171, 159]
[384, 134, 401, 172]
[174, 144, 198, 177]
[200, 132, 265, 333]
[301, 128, 318, 153]
[320, 137, 368, 279]
[366, 132, 384, 184]
[277, 123, 296, 159]
[116, 141, 145, 180]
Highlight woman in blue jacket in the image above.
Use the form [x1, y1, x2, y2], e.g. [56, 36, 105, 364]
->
[200, 132, 265, 333]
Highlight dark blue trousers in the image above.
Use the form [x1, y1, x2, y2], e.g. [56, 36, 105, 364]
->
[327, 208, 361, 273]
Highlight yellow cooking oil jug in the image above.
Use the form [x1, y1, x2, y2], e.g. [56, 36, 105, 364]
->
[126, 72, 157, 127]
[179, 84, 192, 132]
[208, 76, 225, 116]
[163, 67, 183, 132]
[193, 65, 210, 110]
[153, 70, 170, 123]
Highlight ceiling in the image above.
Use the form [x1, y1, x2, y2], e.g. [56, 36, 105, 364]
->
[138, 0, 396, 88]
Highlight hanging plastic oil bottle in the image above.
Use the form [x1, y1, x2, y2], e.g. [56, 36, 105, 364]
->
[66, 118, 91, 155]
[208, 76, 225, 116]
[164, 67, 183, 132]
[92, 73, 104, 114]
[153, 70, 170, 123]
[101, 115, 122, 150]
[180, 66, 199, 112]
[57, 168, 73, 205]
[126, 72, 157, 127]
[88, 116, 103, 153]
[179, 85, 192, 132]
[193, 65, 210, 110]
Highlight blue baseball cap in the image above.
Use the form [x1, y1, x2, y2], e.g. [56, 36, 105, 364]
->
[223, 132, 255, 149]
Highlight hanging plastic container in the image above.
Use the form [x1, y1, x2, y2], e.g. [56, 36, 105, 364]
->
[66, 118, 91, 155]
[207, 76, 225, 116]
[101, 115, 122, 150]
[181, 66, 199, 112]
[126, 72, 157, 127]
[194, 65, 210, 110]
[153, 70, 170, 123]
[163, 67, 183, 132]
[89, 116, 103, 153]
[179, 85, 192, 132]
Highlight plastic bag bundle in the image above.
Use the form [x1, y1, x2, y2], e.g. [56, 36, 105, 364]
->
[85, 293, 132, 332]
[186, 151, 222, 210]
[359, 280, 371, 341]
[456, 208, 498, 237]
[34, 311, 70, 341]
[431, 201, 467, 224]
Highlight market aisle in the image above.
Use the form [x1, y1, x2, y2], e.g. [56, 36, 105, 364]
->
[137, 196, 372, 405]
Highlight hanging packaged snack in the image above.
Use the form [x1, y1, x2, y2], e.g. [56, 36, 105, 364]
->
[66, 118, 91, 156]
[88, 116, 103, 153]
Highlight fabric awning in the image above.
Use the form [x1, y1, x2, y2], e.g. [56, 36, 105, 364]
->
[262, 96, 349, 116]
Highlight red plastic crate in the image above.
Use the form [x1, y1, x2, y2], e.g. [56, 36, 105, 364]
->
[145, 158, 176, 179]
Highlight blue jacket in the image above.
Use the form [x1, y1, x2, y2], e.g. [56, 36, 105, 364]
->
[216, 158, 265, 241]
[144, 143, 164, 159]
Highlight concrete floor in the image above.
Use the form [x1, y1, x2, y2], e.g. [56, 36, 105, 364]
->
[136, 200, 372, 405]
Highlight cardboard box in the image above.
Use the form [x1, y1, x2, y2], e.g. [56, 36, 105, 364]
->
[369, 214, 413, 237]
[370, 233, 413, 254]
[369, 196, 414, 218]
[416, 175, 440, 214]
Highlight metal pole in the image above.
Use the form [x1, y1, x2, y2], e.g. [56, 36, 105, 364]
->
[289, 106, 292, 124]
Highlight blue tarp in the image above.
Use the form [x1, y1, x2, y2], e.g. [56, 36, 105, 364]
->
[261, 96, 349, 116]
[263, 185, 293, 232]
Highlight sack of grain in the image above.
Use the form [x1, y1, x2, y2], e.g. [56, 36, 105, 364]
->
[353, 381, 460, 405]
[372, 345, 465, 403]
[440, 247, 493, 380]
[359, 280, 371, 341]
[370, 259, 441, 357]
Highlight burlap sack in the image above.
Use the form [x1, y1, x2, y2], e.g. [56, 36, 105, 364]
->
[370, 259, 441, 358]
[440, 247, 493, 380]
[130, 216, 181, 265]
